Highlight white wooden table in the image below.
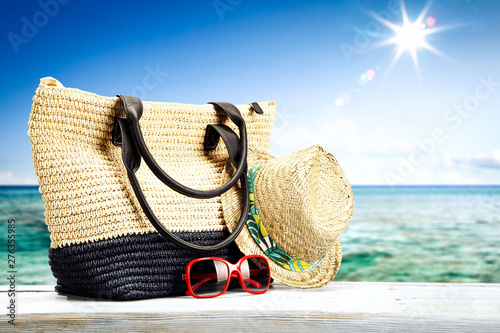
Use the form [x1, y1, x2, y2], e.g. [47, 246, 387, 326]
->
[2, 282, 500, 332]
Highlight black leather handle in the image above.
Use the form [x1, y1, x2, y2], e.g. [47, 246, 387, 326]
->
[116, 117, 249, 253]
[118, 95, 248, 199]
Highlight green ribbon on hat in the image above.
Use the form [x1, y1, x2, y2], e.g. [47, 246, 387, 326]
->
[246, 163, 324, 272]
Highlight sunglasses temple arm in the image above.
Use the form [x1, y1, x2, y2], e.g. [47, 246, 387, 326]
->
[189, 272, 218, 280]
[190, 276, 218, 293]
[242, 278, 262, 289]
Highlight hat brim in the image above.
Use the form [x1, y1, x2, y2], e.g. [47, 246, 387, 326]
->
[220, 149, 344, 288]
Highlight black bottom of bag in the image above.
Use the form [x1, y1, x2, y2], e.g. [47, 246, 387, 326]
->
[48, 231, 244, 300]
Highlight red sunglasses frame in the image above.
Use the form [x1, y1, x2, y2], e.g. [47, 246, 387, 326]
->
[183, 255, 271, 298]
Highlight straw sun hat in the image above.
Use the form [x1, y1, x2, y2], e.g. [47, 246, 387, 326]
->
[221, 145, 354, 288]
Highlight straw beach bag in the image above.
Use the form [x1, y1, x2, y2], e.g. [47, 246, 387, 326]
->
[28, 77, 276, 300]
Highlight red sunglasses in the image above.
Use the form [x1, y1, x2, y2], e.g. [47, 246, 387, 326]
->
[183, 255, 271, 298]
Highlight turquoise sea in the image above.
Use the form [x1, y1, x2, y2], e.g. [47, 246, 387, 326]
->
[1, 185, 499, 285]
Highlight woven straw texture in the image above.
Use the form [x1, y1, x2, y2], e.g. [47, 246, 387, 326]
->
[28, 78, 276, 249]
[221, 145, 354, 288]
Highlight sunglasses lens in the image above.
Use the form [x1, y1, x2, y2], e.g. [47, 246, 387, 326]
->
[189, 259, 229, 297]
[241, 257, 270, 292]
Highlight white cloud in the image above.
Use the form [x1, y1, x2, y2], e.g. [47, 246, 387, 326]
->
[268, 106, 500, 185]
[463, 150, 500, 169]
[270, 106, 413, 157]
[435, 172, 482, 184]
[0, 171, 13, 183]
[0, 171, 38, 185]
[383, 152, 498, 185]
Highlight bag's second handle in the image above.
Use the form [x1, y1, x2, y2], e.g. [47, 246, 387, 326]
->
[115, 96, 249, 253]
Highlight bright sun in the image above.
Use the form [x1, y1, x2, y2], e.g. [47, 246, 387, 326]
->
[372, 1, 444, 75]
[395, 22, 426, 52]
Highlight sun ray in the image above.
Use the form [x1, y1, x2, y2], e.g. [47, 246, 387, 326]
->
[369, 11, 401, 32]
[385, 46, 406, 77]
[411, 48, 420, 79]
[401, 1, 410, 26]
[415, 0, 432, 25]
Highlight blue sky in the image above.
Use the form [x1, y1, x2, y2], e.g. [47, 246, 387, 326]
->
[1, 0, 499, 185]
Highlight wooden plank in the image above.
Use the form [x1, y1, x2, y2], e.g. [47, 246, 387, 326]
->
[2, 282, 500, 332]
